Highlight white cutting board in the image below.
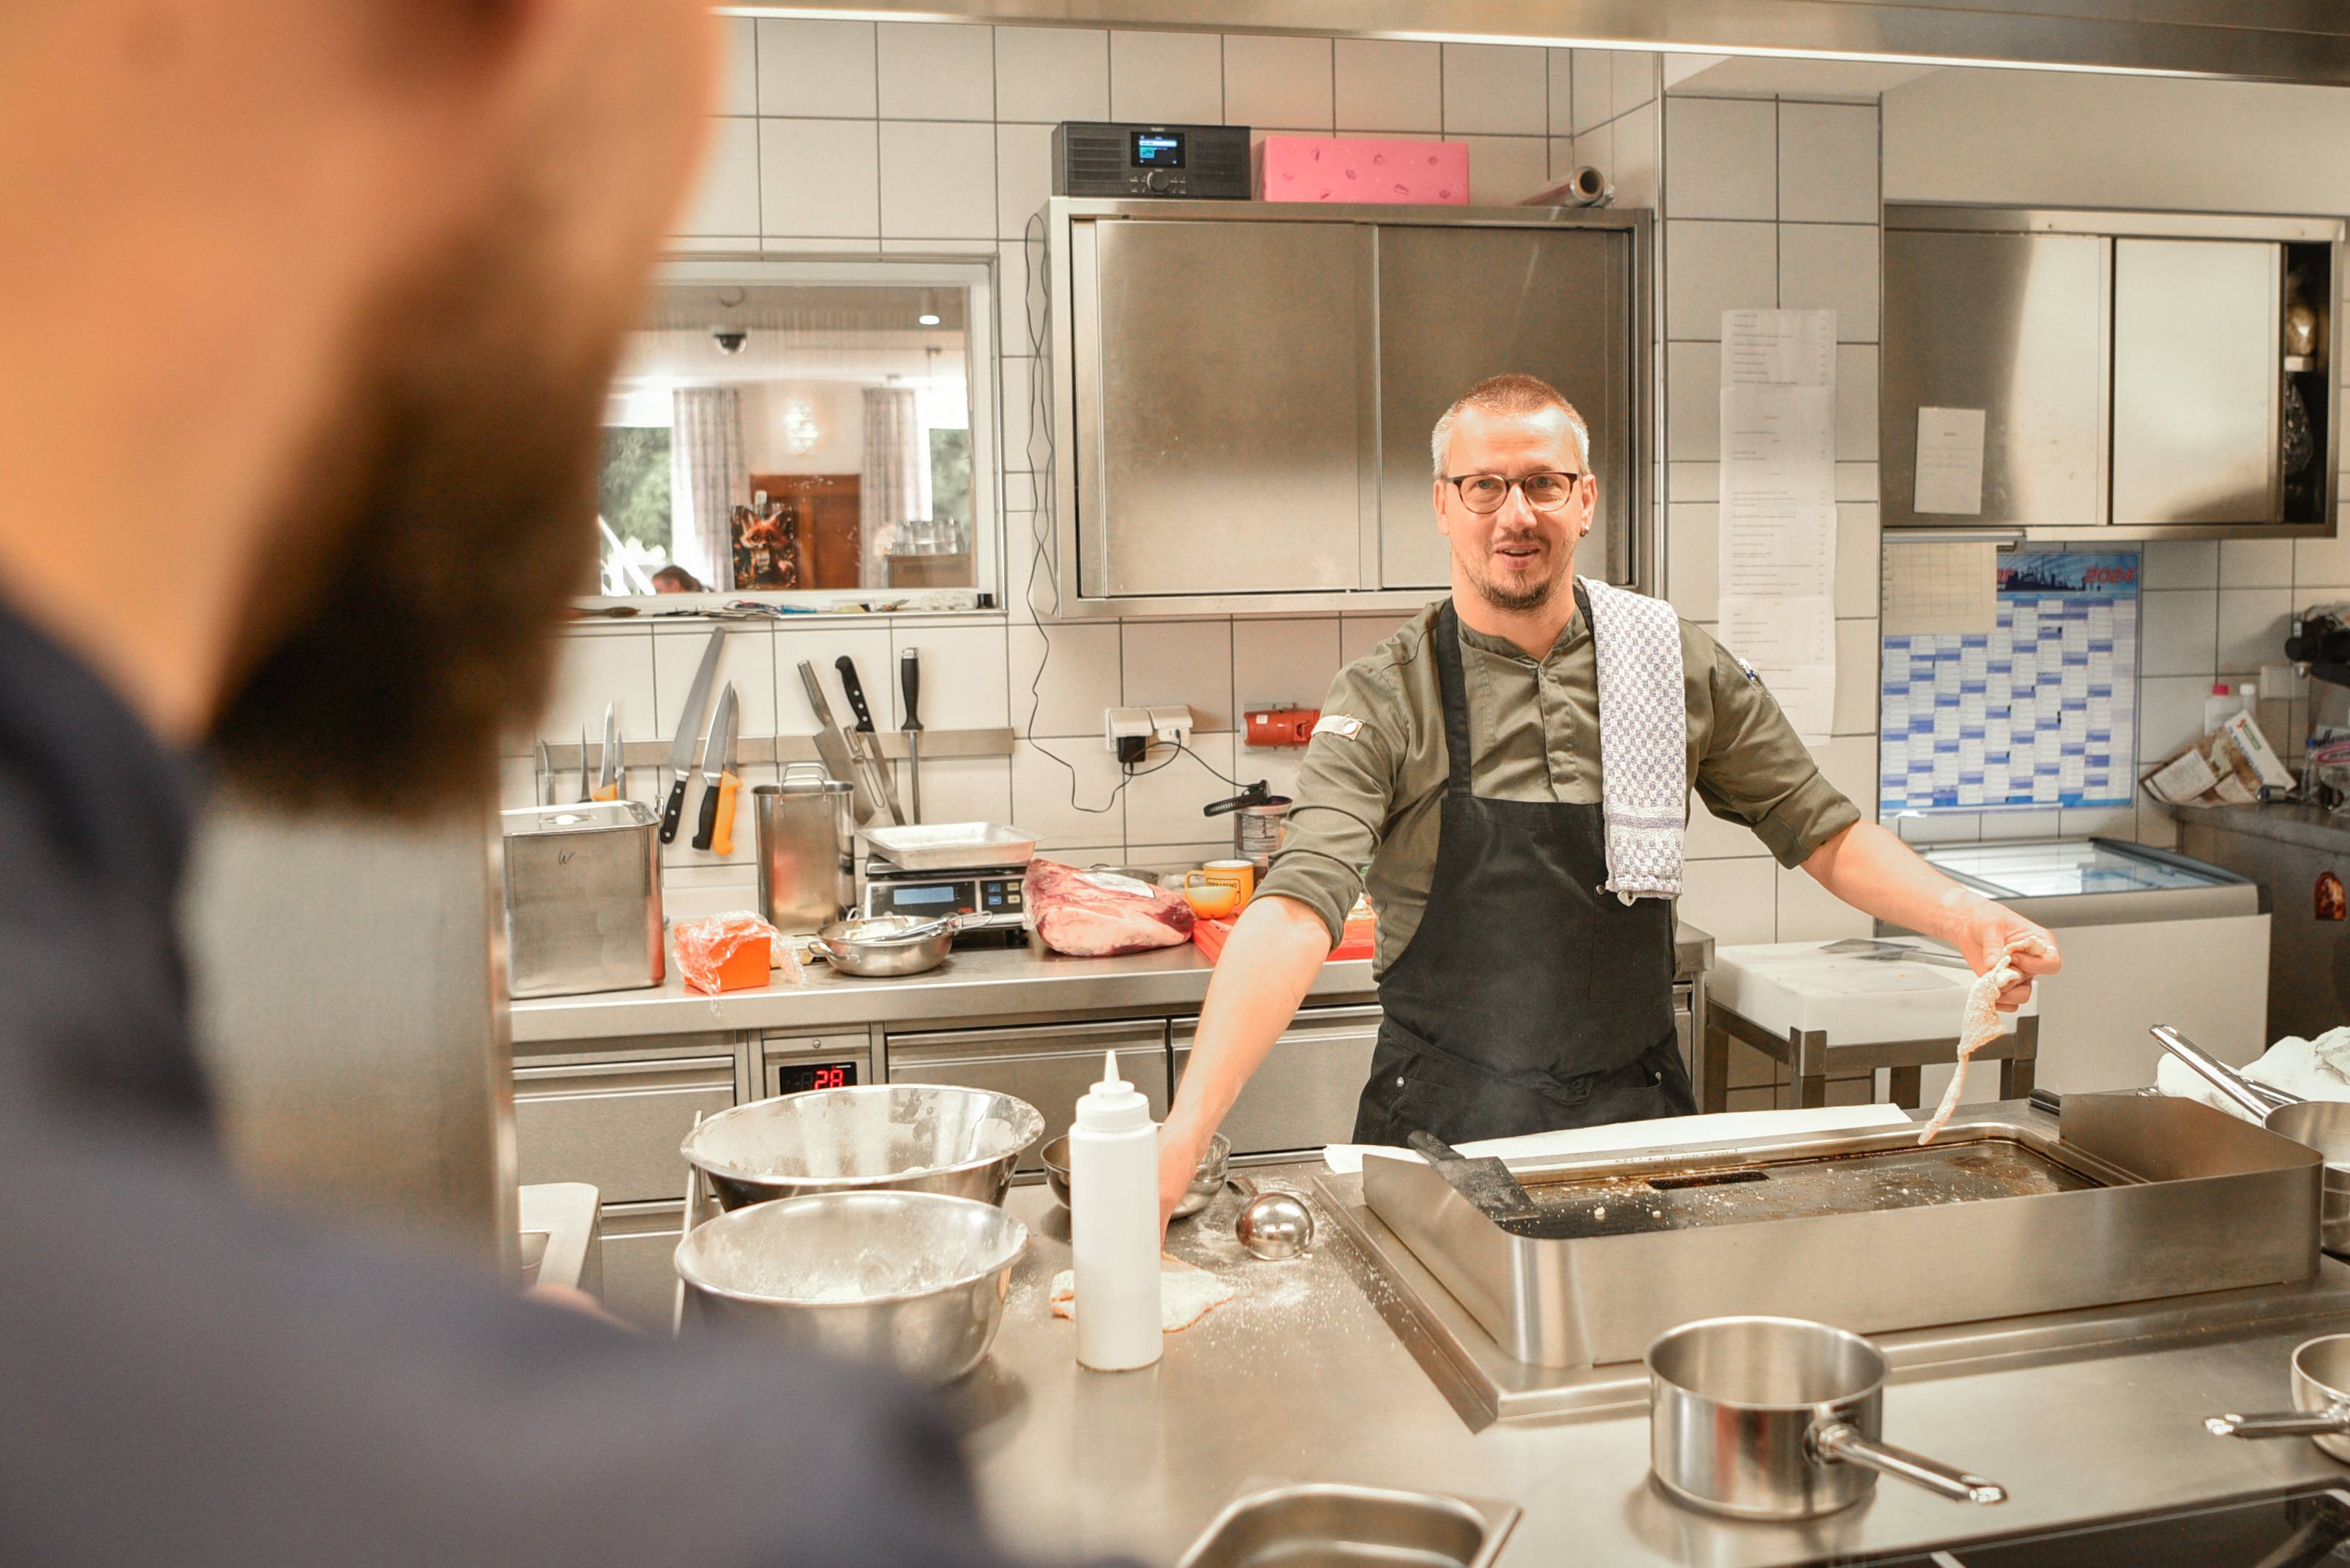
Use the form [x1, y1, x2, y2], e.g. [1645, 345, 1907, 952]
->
[1324, 1103, 1911, 1175]
[1709, 939, 2030, 1044]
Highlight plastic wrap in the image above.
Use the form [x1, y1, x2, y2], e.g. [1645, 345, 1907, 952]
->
[675, 910, 803, 994]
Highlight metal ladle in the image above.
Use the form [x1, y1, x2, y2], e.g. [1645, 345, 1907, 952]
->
[1231, 1176, 1314, 1260]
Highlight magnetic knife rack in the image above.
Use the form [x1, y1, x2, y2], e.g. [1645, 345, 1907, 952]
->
[537, 727, 1014, 779]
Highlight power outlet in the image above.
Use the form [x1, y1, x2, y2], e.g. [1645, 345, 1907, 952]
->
[1104, 705, 1153, 758]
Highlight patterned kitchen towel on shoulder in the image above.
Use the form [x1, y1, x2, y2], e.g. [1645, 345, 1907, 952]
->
[1580, 577, 1686, 902]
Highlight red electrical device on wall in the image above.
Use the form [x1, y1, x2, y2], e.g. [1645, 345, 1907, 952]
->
[1245, 707, 1319, 748]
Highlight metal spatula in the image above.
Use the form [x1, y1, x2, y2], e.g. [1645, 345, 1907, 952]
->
[1407, 1130, 1541, 1224]
[1820, 938, 1972, 970]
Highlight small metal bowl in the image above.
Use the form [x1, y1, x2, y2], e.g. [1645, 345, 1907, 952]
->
[683, 1084, 1044, 1212]
[1039, 1132, 1230, 1220]
[676, 1190, 1027, 1384]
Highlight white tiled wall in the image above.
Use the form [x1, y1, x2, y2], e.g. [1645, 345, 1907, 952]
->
[1657, 89, 1885, 949]
[545, 21, 1680, 901]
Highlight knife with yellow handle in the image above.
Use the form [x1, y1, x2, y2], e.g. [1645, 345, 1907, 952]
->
[691, 683, 738, 852]
[591, 701, 621, 800]
[710, 694, 741, 856]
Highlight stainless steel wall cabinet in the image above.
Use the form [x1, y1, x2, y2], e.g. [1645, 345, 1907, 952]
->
[1049, 198, 1652, 614]
[1883, 206, 2342, 541]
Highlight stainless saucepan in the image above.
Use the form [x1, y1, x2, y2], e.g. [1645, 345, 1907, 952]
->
[1647, 1316, 2008, 1520]
[2207, 1332, 2350, 1463]
[808, 912, 965, 978]
[2153, 1024, 2350, 1256]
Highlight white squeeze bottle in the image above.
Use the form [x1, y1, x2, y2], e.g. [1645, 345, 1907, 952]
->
[1069, 1049, 1162, 1370]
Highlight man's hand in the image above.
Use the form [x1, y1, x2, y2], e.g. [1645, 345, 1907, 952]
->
[1943, 894, 2061, 1010]
[1800, 823, 2061, 1013]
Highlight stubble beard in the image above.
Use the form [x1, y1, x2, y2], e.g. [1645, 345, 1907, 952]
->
[1467, 537, 1573, 615]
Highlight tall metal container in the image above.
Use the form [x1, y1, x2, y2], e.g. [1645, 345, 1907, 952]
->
[756, 765, 855, 934]
[501, 800, 665, 998]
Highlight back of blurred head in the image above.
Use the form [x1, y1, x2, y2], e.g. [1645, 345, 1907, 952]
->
[0, 0, 716, 811]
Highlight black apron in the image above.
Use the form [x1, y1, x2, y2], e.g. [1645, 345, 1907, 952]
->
[1351, 595, 1695, 1147]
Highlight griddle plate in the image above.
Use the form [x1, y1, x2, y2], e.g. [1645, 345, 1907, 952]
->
[1500, 1137, 2108, 1240]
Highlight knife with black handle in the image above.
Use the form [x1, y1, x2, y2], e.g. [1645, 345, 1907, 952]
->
[659, 626, 727, 843]
[899, 647, 923, 825]
[834, 655, 905, 825]
[691, 683, 738, 851]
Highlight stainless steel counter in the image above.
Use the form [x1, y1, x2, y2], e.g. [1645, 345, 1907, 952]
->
[2177, 799, 2350, 857]
[967, 1162, 2350, 1567]
[512, 925, 1718, 1044]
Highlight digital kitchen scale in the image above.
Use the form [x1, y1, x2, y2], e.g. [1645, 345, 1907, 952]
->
[860, 861, 1029, 939]
[857, 822, 1036, 942]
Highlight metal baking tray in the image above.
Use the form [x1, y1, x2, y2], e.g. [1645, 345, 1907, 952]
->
[1359, 1093, 2321, 1369]
[859, 821, 1038, 871]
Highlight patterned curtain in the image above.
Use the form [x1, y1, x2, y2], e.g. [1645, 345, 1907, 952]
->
[859, 386, 930, 588]
[670, 387, 746, 591]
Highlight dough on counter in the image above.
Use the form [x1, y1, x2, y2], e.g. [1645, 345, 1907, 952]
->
[1918, 931, 2057, 1146]
[1047, 1254, 1235, 1332]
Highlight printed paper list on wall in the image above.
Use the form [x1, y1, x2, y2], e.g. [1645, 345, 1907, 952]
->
[1878, 550, 2141, 814]
[1716, 310, 1838, 740]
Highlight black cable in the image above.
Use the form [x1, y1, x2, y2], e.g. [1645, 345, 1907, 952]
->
[1015, 208, 1134, 817]
[1008, 218, 1261, 822]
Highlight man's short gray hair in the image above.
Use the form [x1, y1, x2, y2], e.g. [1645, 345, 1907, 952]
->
[1429, 372, 1593, 479]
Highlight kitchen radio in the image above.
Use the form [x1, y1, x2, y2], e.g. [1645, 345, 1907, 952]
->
[1051, 121, 1251, 200]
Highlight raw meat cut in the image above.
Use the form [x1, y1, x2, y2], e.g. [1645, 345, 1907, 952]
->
[1025, 859, 1195, 957]
[1048, 1254, 1235, 1332]
[1917, 931, 2057, 1146]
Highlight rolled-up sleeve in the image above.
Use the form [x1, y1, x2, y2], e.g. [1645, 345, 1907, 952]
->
[1691, 632, 1861, 869]
[1254, 662, 1404, 945]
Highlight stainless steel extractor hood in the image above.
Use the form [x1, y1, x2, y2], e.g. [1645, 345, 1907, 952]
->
[719, 2, 2350, 89]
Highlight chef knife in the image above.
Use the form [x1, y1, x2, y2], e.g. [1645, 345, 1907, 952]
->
[659, 625, 728, 842]
[691, 683, 738, 851]
[796, 659, 878, 822]
[899, 646, 923, 825]
[594, 702, 621, 800]
[534, 738, 555, 806]
[1405, 1130, 1541, 1226]
[834, 655, 906, 825]
[577, 726, 594, 803]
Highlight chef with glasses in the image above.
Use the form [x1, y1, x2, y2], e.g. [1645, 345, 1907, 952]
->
[1154, 372, 2059, 1225]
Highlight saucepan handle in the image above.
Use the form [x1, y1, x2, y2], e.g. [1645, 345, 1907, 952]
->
[2206, 1406, 2350, 1439]
[1810, 1421, 2007, 1506]
[2150, 1024, 2288, 1118]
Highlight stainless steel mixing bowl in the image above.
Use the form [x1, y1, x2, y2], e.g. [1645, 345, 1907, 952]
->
[682, 1084, 1044, 1211]
[676, 1190, 1027, 1384]
[1039, 1132, 1230, 1220]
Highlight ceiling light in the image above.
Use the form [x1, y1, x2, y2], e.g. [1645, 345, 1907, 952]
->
[918, 312, 941, 326]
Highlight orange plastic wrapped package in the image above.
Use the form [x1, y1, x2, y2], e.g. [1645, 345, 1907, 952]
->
[674, 911, 803, 995]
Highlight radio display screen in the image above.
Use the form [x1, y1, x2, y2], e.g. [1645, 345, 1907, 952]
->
[1131, 130, 1185, 168]
[776, 1062, 858, 1095]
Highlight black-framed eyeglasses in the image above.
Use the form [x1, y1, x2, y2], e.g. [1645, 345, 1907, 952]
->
[1444, 471, 1583, 514]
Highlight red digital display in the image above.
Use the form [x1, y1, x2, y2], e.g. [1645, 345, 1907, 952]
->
[777, 1062, 858, 1094]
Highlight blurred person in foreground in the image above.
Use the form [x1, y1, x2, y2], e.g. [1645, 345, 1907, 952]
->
[0, 5, 1071, 1564]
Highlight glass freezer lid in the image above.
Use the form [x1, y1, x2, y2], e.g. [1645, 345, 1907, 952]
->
[1919, 837, 2226, 899]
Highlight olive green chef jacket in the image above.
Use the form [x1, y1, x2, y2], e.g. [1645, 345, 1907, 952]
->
[1257, 598, 1862, 973]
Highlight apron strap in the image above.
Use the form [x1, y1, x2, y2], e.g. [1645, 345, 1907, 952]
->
[1431, 586, 1595, 801]
[1430, 601, 1474, 799]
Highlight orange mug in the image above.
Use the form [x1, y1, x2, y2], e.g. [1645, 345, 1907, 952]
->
[1186, 860, 1255, 910]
